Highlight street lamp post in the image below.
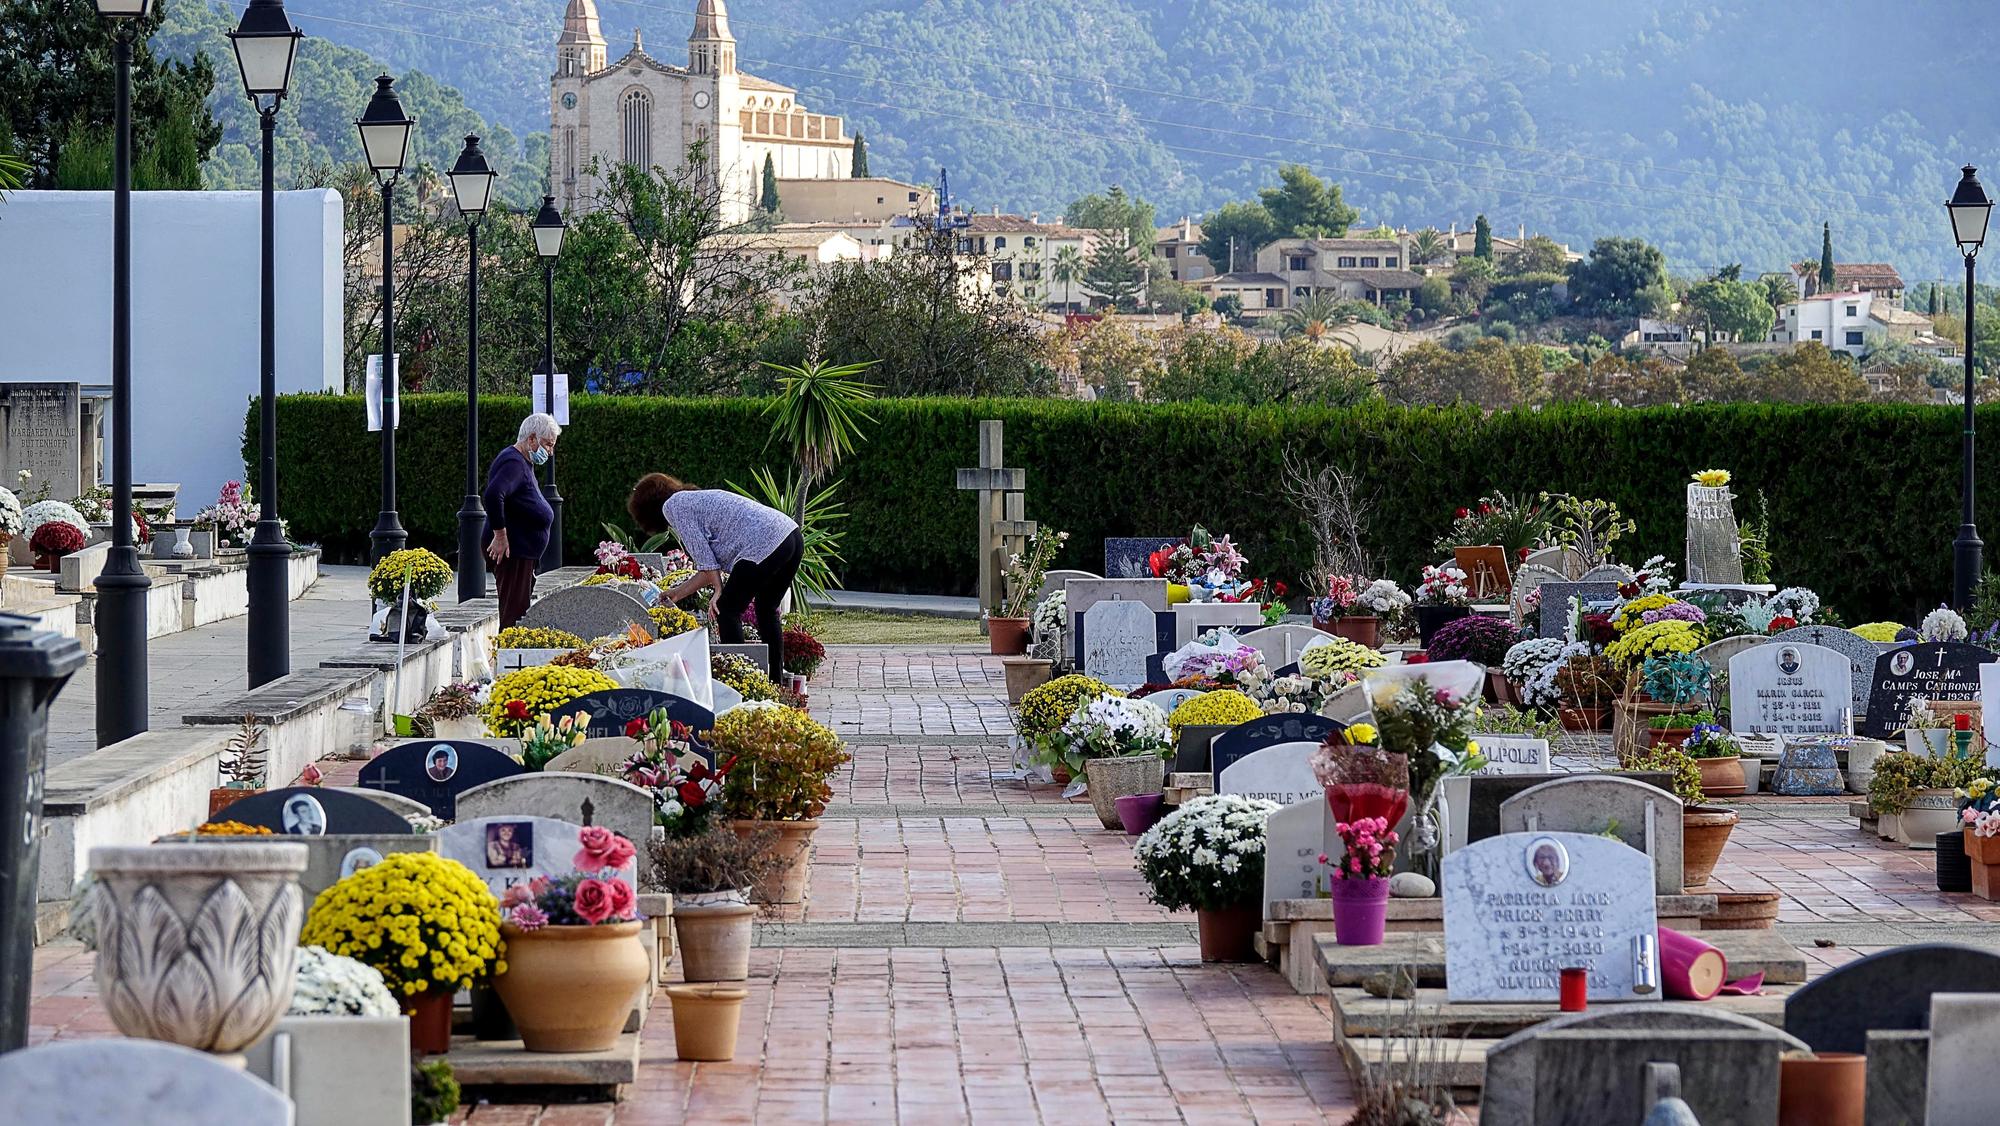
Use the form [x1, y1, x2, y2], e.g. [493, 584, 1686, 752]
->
[448, 136, 496, 603]
[1948, 165, 1993, 609]
[91, 0, 157, 747]
[356, 75, 415, 563]
[529, 196, 567, 570]
[229, 0, 302, 688]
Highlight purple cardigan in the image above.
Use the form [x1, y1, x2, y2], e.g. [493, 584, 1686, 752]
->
[483, 446, 553, 562]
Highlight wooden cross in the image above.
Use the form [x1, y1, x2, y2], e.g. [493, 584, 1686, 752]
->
[955, 419, 1036, 632]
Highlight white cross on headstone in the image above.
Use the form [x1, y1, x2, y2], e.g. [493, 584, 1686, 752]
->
[955, 419, 1036, 632]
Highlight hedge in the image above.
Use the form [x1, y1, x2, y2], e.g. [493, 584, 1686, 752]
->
[251, 395, 2000, 622]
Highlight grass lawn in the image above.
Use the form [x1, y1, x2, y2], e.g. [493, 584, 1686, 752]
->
[803, 610, 986, 645]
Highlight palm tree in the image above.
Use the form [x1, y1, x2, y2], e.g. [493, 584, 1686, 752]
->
[758, 357, 878, 602]
[1281, 293, 1360, 344]
[1051, 246, 1084, 311]
[1409, 227, 1448, 265]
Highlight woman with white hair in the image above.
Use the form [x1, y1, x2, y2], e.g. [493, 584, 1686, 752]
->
[483, 413, 560, 627]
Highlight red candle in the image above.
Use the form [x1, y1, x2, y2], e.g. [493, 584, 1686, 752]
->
[1559, 967, 1588, 1012]
[1957, 712, 1974, 732]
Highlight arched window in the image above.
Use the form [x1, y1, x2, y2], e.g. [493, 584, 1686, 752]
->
[621, 89, 651, 169]
[993, 237, 1007, 250]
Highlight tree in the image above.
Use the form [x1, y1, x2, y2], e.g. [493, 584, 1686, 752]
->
[1414, 276, 1452, 317]
[1211, 293, 1244, 321]
[1568, 237, 1670, 315]
[1260, 164, 1357, 238]
[1409, 227, 1448, 265]
[1681, 347, 1745, 401]
[760, 153, 780, 215]
[1819, 221, 1835, 291]
[1749, 342, 1867, 403]
[1067, 318, 1154, 398]
[1473, 215, 1493, 261]
[1500, 235, 1567, 277]
[1380, 338, 1540, 409]
[1197, 200, 1277, 273]
[1687, 278, 1775, 343]
[1451, 255, 1496, 306]
[1050, 245, 1084, 310]
[1083, 239, 1143, 310]
[1758, 272, 1795, 313]
[762, 356, 878, 540]
[1931, 283, 1941, 316]
[850, 133, 868, 177]
[1146, 324, 1373, 407]
[1065, 184, 1155, 251]
[1280, 293, 1358, 344]
[1547, 352, 1689, 406]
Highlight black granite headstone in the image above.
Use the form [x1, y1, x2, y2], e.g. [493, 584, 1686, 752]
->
[1785, 944, 2000, 1053]
[357, 740, 528, 820]
[207, 786, 414, 836]
[565, 689, 716, 740]
[1209, 714, 1346, 778]
[1860, 642, 1997, 738]
[1104, 536, 1176, 579]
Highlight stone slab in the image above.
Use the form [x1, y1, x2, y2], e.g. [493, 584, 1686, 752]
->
[1080, 597, 1157, 689]
[206, 785, 415, 837]
[1867, 1028, 1929, 1126]
[445, 1030, 639, 1087]
[246, 1016, 408, 1126]
[0, 1038, 293, 1123]
[1262, 797, 1334, 912]
[1728, 640, 1853, 735]
[1334, 985, 1794, 1041]
[1784, 943, 2000, 1053]
[1536, 581, 1621, 638]
[1035, 568, 1100, 607]
[454, 771, 655, 882]
[1498, 774, 1684, 895]
[1926, 993, 2000, 1125]
[1210, 713, 1345, 778]
[1765, 624, 1881, 719]
[519, 584, 653, 641]
[1103, 537, 1174, 579]
[1315, 926, 1803, 987]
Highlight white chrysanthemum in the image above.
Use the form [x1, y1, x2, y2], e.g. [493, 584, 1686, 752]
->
[1922, 607, 1970, 643]
[20, 500, 86, 540]
[288, 945, 399, 1018]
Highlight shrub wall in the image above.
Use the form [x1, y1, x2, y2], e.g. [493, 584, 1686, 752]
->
[253, 395, 2000, 622]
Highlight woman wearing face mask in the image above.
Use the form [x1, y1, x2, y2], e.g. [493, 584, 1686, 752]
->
[483, 413, 560, 627]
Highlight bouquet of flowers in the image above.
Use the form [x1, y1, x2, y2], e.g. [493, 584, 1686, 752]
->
[1310, 723, 1406, 826]
[287, 945, 401, 1018]
[1042, 694, 1172, 776]
[1147, 525, 1249, 595]
[1331, 816, 1398, 881]
[485, 664, 617, 738]
[1361, 662, 1488, 860]
[502, 842, 640, 930]
[1414, 564, 1470, 608]
[1770, 587, 1822, 625]
[1031, 589, 1069, 666]
[1163, 631, 1268, 693]
[1503, 637, 1572, 709]
[516, 710, 590, 770]
[1923, 607, 1970, 643]
[193, 481, 257, 548]
[1434, 492, 1552, 557]
[1256, 672, 1347, 716]
[1300, 637, 1387, 678]
[782, 628, 827, 679]
[1221, 577, 1288, 626]
[1133, 794, 1278, 912]
[368, 548, 453, 605]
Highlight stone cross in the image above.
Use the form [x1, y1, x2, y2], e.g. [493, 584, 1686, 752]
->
[955, 419, 1036, 631]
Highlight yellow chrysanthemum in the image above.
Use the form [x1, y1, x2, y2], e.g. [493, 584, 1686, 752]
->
[483, 664, 617, 737]
[1166, 690, 1264, 739]
[300, 853, 503, 997]
[1346, 723, 1378, 745]
[1691, 469, 1732, 488]
[493, 626, 586, 652]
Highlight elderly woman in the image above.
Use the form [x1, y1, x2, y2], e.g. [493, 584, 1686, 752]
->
[483, 413, 559, 628]
[627, 473, 802, 676]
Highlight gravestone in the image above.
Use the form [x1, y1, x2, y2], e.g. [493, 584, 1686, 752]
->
[333, 785, 431, 821]
[1036, 568, 1100, 607]
[1474, 736, 1553, 775]
[1510, 563, 1566, 625]
[1521, 546, 1582, 578]
[356, 739, 527, 820]
[1694, 635, 1768, 715]
[1236, 623, 1330, 668]
[1499, 774, 1684, 894]
[0, 1038, 294, 1124]
[1172, 724, 1234, 774]
[1727, 641, 1852, 735]
[1104, 537, 1175, 579]
[545, 736, 652, 776]
[1081, 598, 1158, 689]
[566, 689, 715, 745]
[1784, 943, 2000, 1054]
[1324, 681, 1373, 726]
[1684, 482, 1743, 584]
[1766, 625, 1880, 720]
[1862, 642, 1998, 738]
[1536, 582, 1621, 639]
[1261, 797, 1336, 913]
[1210, 713, 1346, 778]
[0, 382, 85, 500]
[1925, 992, 2000, 1125]
[437, 814, 638, 900]
[1066, 578, 1169, 637]
[1580, 563, 1635, 584]
[1442, 830, 1661, 1003]
[1215, 742, 1322, 807]
[518, 584, 653, 641]
[1866, 1029, 1931, 1126]
[1984, 662, 2000, 765]
[455, 771, 656, 883]
[1171, 601, 1264, 647]
[207, 786, 414, 837]
[1142, 687, 1203, 717]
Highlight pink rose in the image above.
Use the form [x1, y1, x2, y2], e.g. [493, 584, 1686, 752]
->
[572, 878, 615, 925]
[603, 877, 636, 920]
[574, 826, 632, 872]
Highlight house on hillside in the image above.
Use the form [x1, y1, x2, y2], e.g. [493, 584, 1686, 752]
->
[1771, 291, 1877, 355]
[1790, 261, 1906, 307]
[1436, 223, 1582, 265]
[1254, 237, 1426, 306]
[1155, 220, 1214, 282]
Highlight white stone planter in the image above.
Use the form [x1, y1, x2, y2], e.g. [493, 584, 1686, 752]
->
[88, 842, 308, 1055]
[428, 716, 486, 740]
[1846, 738, 1889, 795]
[1895, 788, 1960, 849]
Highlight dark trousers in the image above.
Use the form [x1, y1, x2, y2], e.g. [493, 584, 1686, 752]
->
[716, 530, 805, 677]
[495, 556, 538, 628]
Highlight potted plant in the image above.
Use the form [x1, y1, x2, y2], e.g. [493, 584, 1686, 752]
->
[1682, 721, 1746, 796]
[1901, 696, 1950, 756]
[29, 519, 83, 571]
[209, 715, 267, 817]
[1639, 652, 1712, 741]
[648, 828, 777, 982]
[1555, 654, 1621, 732]
[1503, 637, 1570, 714]
[367, 548, 453, 641]
[1623, 746, 1736, 888]
[990, 527, 1068, 655]
[1412, 564, 1472, 648]
[411, 1060, 460, 1126]
[782, 626, 826, 683]
[1134, 794, 1280, 961]
[300, 852, 505, 1055]
[1018, 674, 1120, 780]
[1425, 615, 1524, 702]
[414, 682, 485, 740]
[516, 709, 592, 770]
[1052, 694, 1174, 829]
[1327, 814, 1399, 946]
[1311, 576, 1408, 649]
[494, 831, 649, 1052]
[711, 704, 851, 903]
[21, 500, 86, 570]
[1870, 749, 1986, 846]
[1435, 492, 1553, 560]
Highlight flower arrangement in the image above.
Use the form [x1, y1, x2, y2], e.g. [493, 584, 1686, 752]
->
[288, 945, 401, 1018]
[1541, 494, 1635, 569]
[193, 481, 256, 547]
[494, 626, 587, 652]
[300, 853, 504, 997]
[1851, 621, 1905, 643]
[1043, 694, 1172, 775]
[1133, 794, 1278, 912]
[1692, 469, 1732, 488]
[1682, 723, 1741, 758]
[1770, 587, 1822, 625]
[1256, 672, 1347, 716]
[1869, 749, 1988, 815]
[21, 500, 86, 542]
[626, 738, 730, 835]
[998, 528, 1070, 618]
[1311, 575, 1408, 622]
[782, 628, 826, 679]
[1147, 525, 1248, 592]
[1503, 637, 1572, 709]
[1425, 615, 1522, 666]
[1364, 668, 1487, 816]
[1611, 593, 1676, 634]
[1617, 556, 1678, 601]
[484, 664, 617, 738]
[1922, 607, 1970, 643]
[709, 705, 850, 821]
[0, 487, 23, 540]
[1165, 689, 1264, 739]
[1414, 564, 1471, 607]
[1164, 637, 1267, 690]
[1221, 577, 1288, 625]
[1331, 817, 1398, 881]
[518, 710, 590, 770]
[646, 603, 700, 638]
[1300, 637, 1387, 678]
[1604, 620, 1705, 669]
[1030, 590, 1068, 665]
[29, 520, 83, 558]
[367, 548, 452, 605]
[502, 864, 639, 930]
[1019, 674, 1120, 741]
[712, 653, 780, 701]
[1434, 491, 1552, 555]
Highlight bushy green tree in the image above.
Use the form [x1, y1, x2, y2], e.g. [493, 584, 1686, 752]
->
[1083, 239, 1143, 310]
[1065, 184, 1155, 251]
[760, 153, 780, 215]
[1568, 237, 1670, 316]
[1260, 163, 1357, 238]
[1197, 200, 1277, 273]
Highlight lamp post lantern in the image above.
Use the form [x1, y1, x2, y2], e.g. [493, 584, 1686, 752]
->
[356, 75, 414, 562]
[90, 0, 157, 747]
[448, 135, 496, 603]
[229, 0, 302, 688]
[530, 195, 567, 570]
[1948, 165, 1993, 609]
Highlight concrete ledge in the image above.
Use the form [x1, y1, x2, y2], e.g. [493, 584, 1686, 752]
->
[39, 726, 235, 900]
[184, 666, 375, 791]
[321, 632, 459, 719]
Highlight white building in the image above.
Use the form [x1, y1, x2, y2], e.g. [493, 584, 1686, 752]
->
[1771, 290, 1877, 356]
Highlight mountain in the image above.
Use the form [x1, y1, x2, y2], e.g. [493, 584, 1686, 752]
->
[202, 0, 2000, 277]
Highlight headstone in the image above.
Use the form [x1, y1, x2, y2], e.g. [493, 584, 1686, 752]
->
[1862, 642, 1998, 739]
[0, 382, 84, 500]
[1171, 723, 1234, 774]
[1142, 687, 1203, 716]
[246, 1015, 409, 1126]
[1236, 623, 1330, 667]
[1785, 943, 2000, 1053]
[1926, 992, 2000, 1125]
[1866, 1029, 1931, 1126]
[0, 1038, 294, 1124]
[1580, 563, 1635, 584]
[1766, 625, 1881, 720]
[1537, 582, 1621, 639]
[544, 736, 650, 776]
[206, 786, 414, 837]
[1215, 742, 1322, 807]
[332, 786, 431, 822]
[1066, 578, 1170, 643]
[1442, 830, 1661, 1003]
[1727, 641, 1853, 735]
[355, 739, 527, 820]
[1499, 774, 1684, 894]
[1171, 601, 1264, 647]
[518, 584, 653, 641]
[1510, 563, 1566, 625]
[1685, 482, 1744, 584]
[565, 688, 715, 747]
[1210, 713, 1346, 778]
[437, 814, 638, 900]
[1473, 736, 1553, 775]
[1104, 537, 1175, 579]
[712, 643, 770, 677]
[1081, 598, 1158, 689]
[1261, 797, 1336, 913]
[1036, 568, 1100, 607]
[454, 771, 656, 882]
[1324, 681, 1373, 725]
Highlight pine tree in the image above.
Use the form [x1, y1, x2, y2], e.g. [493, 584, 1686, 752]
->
[850, 134, 869, 178]
[760, 153, 780, 215]
[1819, 222, 1835, 291]
[1473, 214, 1493, 260]
[1082, 239, 1143, 310]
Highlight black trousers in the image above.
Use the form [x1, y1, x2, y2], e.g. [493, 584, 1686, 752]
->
[495, 556, 537, 629]
[715, 529, 805, 678]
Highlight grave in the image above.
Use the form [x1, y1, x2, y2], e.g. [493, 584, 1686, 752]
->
[544, 736, 651, 776]
[1065, 578, 1170, 652]
[565, 689, 715, 746]
[0, 1038, 293, 1124]
[955, 419, 1035, 621]
[1784, 943, 2000, 1053]
[454, 771, 656, 883]
[1861, 642, 1997, 738]
[1473, 736, 1552, 775]
[1171, 723, 1235, 774]
[1684, 479, 1744, 585]
[1236, 623, 1331, 667]
[356, 739, 527, 820]
[1866, 1028, 1931, 1126]
[206, 785, 415, 837]
[437, 814, 638, 899]
[1520, 546, 1581, 578]
[333, 785, 432, 821]
[1442, 830, 1661, 1003]
[1580, 563, 1635, 583]
[1499, 774, 1684, 894]
[1925, 992, 2000, 1125]
[712, 642, 770, 677]
[1261, 797, 1336, 912]
[1142, 687, 1203, 716]
[518, 585, 653, 641]
[0, 382, 102, 501]
[1080, 598, 1157, 689]
[1210, 713, 1346, 778]
[1766, 624, 1880, 720]
[1103, 536, 1175, 579]
[1536, 582, 1621, 639]
[1215, 742, 1320, 807]
[1035, 568, 1100, 607]
[1509, 563, 1566, 624]
[1727, 640, 1852, 735]
[1170, 600, 1264, 647]
[1693, 635, 1768, 714]
[247, 1015, 408, 1126]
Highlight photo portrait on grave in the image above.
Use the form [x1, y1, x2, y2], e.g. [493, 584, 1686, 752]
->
[425, 745, 459, 783]
[1780, 647, 1801, 676]
[1892, 650, 1916, 677]
[340, 847, 384, 880]
[486, 821, 533, 869]
[1527, 836, 1569, 887]
[282, 794, 327, 836]
[629, 472, 803, 677]
[484, 414, 561, 628]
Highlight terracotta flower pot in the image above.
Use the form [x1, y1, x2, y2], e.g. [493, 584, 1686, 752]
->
[1085, 755, 1166, 830]
[729, 819, 820, 904]
[672, 902, 754, 982]
[1001, 656, 1055, 704]
[1694, 755, 1746, 797]
[1778, 1052, 1866, 1126]
[1487, 668, 1516, 708]
[1682, 806, 1739, 889]
[208, 785, 261, 818]
[1323, 615, 1380, 648]
[1558, 704, 1609, 732]
[987, 616, 1031, 656]
[666, 983, 747, 1062]
[403, 988, 455, 1055]
[1701, 891, 1780, 930]
[1195, 902, 1260, 962]
[492, 920, 649, 1052]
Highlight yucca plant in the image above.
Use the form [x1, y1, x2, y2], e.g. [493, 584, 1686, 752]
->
[220, 715, 267, 789]
[728, 467, 848, 604]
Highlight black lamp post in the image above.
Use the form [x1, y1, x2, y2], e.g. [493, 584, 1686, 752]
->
[91, 0, 156, 748]
[1948, 165, 1993, 609]
[356, 75, 414, 562]
[530, 195, 567, 570]
[448, 136, 496, 603]
[229, 0, 302, 688]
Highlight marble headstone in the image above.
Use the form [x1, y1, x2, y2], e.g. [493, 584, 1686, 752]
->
[518, 585, 653, 641]
[1765, 625, 1881, 720]
[1103, 537, 1175, 579]
[1067, 579, 1170, 653]
[1784, 943, 2000, 1053]
[355, 739, 527, 820]
[1236, 623, 1331, 668]
[1926, 992, 2000, 1125]
[0, 1039, 293, 1125]
[1498, 774, 1684, 895]
[1036, 568, 1100, 607]
[544, 736, 653, 776]
[1261, 797, 1336, 913]
[1727, 641, 1852, 735]
[0, 382, 84, 500]
[1215, 742, 1322, 807]
[1442, 830, 1660, 1004]
[1537, 582, 1621, 639]
[207, 786, 414, 837]
[1081, 598, 1159, 689]
[1171, 601, 1265, 648]
[1579, 563, 1635, 584]
[1210, 713, 1345, 778]
[565, 689, 716, 747]
[1862, 642, 1998, 739]
[1473, 736, 1553, 775]
[454, 771, 656, 882]
[437, 814, 638, 900]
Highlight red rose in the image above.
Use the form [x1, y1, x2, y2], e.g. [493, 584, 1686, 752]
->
[1455, 507, 1470, 519]
[1517, 547, 1530, 562]
[677, 779, 707, 806]
[603, 877, 636, 920]
[504, 699, 530, 720]
[624, 717, 649, 739]
[1768, 616, 1798, 633]
[572, 878, 615, 925]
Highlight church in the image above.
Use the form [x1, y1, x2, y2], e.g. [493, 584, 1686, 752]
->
[550, 0, 854, 224]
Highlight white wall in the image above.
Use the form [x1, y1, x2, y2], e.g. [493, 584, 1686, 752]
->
[0, 190, 342, 513]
